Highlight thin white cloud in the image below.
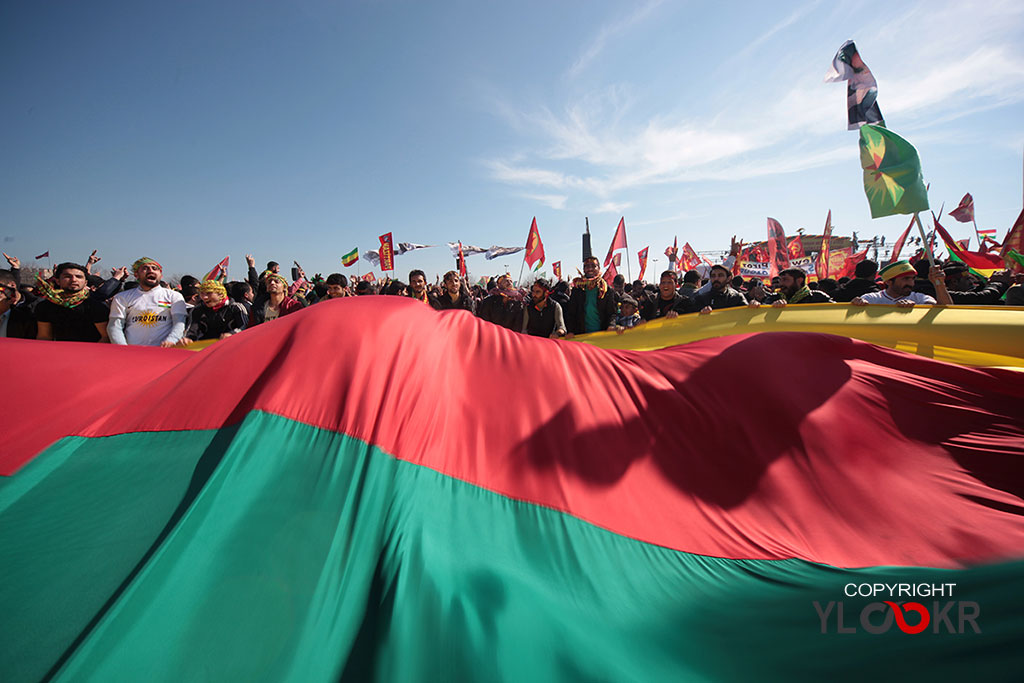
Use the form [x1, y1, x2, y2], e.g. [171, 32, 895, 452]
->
[486, 0, 1024, 207]
[523, 193, 568, 210]
[566, 0, 664, 78]
[593, 201, 632, 214]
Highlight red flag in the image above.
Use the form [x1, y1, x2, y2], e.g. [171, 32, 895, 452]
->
[363, 272, 376, 282]
[637, 247, 649, 282]
[933, 214, 1005, 273]
[458, 242, 467, 278]
[524, 217, 545, 271]
[1001, 208, 1024, 273]
[602, 259, 618, 286]
[379, 233, 395, 272]
[681, 243, 700, 272]
[202, 256, 230, 283]
[949, 193, 974, 223]
[838, 245, 870, 279]
[35, 251, 49, 260]
[665, 237, 678, 263]
[888, 216, 915, 264]
[552, 261, 562, 280]
[766, 217, 790, 278]
[955, 238, 971, 252]
[604, 218, 628, 267]
[787, 236, 804, 260]
[815, 211, 833, 280]
[981, 236, 1002, 253]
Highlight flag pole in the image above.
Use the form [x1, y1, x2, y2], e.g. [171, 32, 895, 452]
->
[913, 213, 935, 265]
[624, 220, 632, 282]
[972, 217, 981, 249]
[516, 255, 526, 288]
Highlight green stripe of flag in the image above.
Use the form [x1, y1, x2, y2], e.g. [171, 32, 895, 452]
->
[341, 248, 358, 266]
[2, 411, 1022, 682]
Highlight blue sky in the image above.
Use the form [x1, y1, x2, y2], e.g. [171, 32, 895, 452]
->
[3, 0, 1023, 283]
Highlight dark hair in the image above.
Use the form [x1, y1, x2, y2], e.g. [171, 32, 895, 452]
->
[836, 277, 851, 286]
[612, 274, 625, 286]
[914, 260, 930, 278]
[55, 262, 88, 278]
[584, 256, 600, 265]
[683, 269, 700, 284]
[854, 259, 878, 279]
[227, 281, 252, 302]
[384, 280, 407, 296]
[355, 280, 374, 294]
[179, 275, 200, 299]
[779, 267, 807, 284]
[326, 273, 347, 287]
[533, 278, 551, 291]
[731, 275, 744, 289]
[443, 270, 459, 282]
[86, 274, 104, 288]
[659, 270, 678, 282]
[0, 269, 15, 287]
[408, 269, 426, 282]
[267, 261, 279, 270]
[808, 281, 819, 290]
[817, 278, 838, 294]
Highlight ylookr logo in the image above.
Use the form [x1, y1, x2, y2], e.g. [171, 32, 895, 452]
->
[814, 582, 981, 635]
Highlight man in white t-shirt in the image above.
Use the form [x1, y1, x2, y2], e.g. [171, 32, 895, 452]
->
[108, 257, 188, 346]
[851, 260, 951, 308]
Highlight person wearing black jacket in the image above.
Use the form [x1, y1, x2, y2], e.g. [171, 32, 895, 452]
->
[757, 267, 833, 307]
[641, 270, 694, 320]
[936, 262, 1011, 304]
[477, 274, 523, 330]
[180, 280, 248, 344]
[430, 271, 475, 312]
[694, 264, 748, 313]
[0, 270, 36, 339]
[521, 278, 566, 338]
[564, 257, 619, 335]
[832, 260, 880, 302]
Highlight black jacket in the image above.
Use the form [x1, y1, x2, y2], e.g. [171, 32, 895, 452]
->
[693, 287, 747, 311]
[3, 300, 37, 339]
[641, 293, 693, 320]
[477, 294, 523, 330]
[764, 289, 834, 305]
[832, 278, 879, 302]
[565, 285, 619, 334]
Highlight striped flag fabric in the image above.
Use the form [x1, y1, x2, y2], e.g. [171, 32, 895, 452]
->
[2, 301, 1023, 681]
[202, 255, 230, 282]
[341, 248, 359, 267]
[824, 40, 885, 130]
[34, 250, 49, 260]
[949, 193, 975, 223]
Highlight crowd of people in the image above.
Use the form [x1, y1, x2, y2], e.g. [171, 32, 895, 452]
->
[1, 248, 1021, 346]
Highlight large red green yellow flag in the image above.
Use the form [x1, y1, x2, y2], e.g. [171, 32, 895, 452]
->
[2, 299, 1024, 681]
[859, 124, 930, 218]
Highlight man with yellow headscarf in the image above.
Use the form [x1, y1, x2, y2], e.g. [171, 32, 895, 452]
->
[178, 280, 248, 345]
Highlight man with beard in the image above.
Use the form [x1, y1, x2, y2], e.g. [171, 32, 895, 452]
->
[478, 274, 524, 330]
[851, 260, 950, 307]
[931, 262, 1011, 305]
[641, 270, 694, 321]
[565, 256, 619, 335]
[407, 269, 430, 305]
[694, 264, 748, 313]
[108, 257, 188, 346]
[36, 262, 112, 342]
[521, 278, 566, 338]
[430, 270, 475, 312]
[179, 280, 248, 344]
[754, 267, 833, 307]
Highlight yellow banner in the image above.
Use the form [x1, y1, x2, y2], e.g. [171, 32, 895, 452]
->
[576, 304, 1024, 369]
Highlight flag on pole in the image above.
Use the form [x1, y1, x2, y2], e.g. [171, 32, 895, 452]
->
[604, 217, 628, 267]
[447, 243, 487, 256]
[859, 125, 929, 219]
[681, 243, 700, 272]
[637, 247, 649, 282]
[457, 242, 467, 277]
[665, 237, 678, 271]
[932, 214, 1003, 278]
[396, 243, 434, 255]
[977, 229, 997, 238]
[824, 40, 885, 130]
[787, 236, 804, 260]
[999, 208, 1024, 273]
[524, 217, 545, 271]
[888, 216, 915, 264]
[602, 259, 618, 286]
[35, 251, 49, 260]
[949, 193, 975, 223]
[814, 211, 833, 279]
[362, 272, 376, 282]
[485, 246, 525, 261]
[202, 256, 230, 283]
[766, 218, 791, 279]
[379, 233, 395, 272]
[552, 261, 562, 280]
[341, 248, 359, 267]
